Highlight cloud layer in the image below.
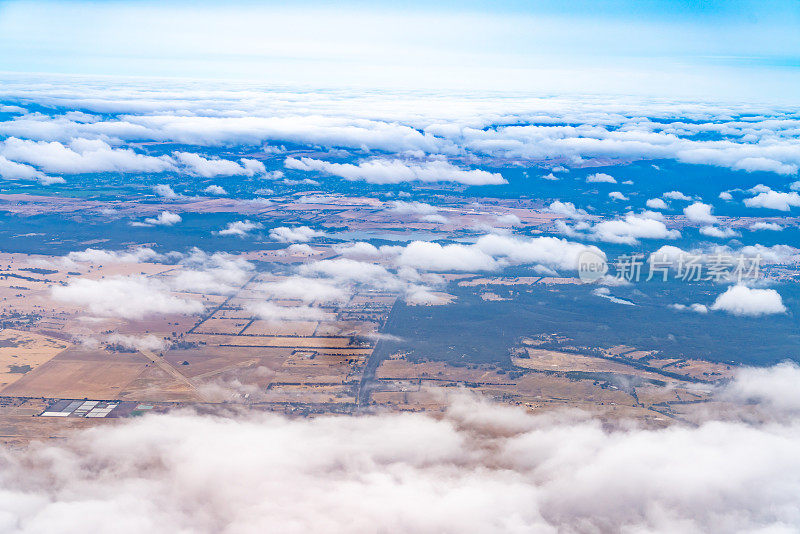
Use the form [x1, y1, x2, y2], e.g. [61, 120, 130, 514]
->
[2, 384, 800, 533]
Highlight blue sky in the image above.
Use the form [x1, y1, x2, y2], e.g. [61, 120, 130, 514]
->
[0, 0, 799, 100]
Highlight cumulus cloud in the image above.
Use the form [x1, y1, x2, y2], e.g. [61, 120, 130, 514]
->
[547, 201, 587, 220]
[0, 137, 173, 174]
[247, 301, 334, 322]
[52, 276, 203, 319]
[174, 151, 265, 177]
[3, 391, 800, 532]
[257, 277, 348, 304]
[749, 222, 783, 231]
[388, 241, 499, 272]
[473, 234, 603, 271]
[724, 362, 800, 412]
[334, 241, 381, 258]
[172, 250, 254, 295]
[105, 333, 167, 352]
[143, 211, 182, 226]
[739, 244, 800, 264]
[699, 226, 739, 239]
[663, 191, 692, 201]
[285, 244, 319, 256]
[217, 220, 263, 237]
[153, 184, 178, 199]
[203, 185, 227, 195]
[387, 201, 438, 215]
[710, 285, 786, 317]
[375, 235, 601, 274]
[670, 303, 709, 314]
[495, 214, 521, 226]
[576, 213, 680, 245]
[7, 88, 800, 179]
[608, 191, 628, 201]
[299, 258, 398, 288]
[285, 157, 506, 185]
[0, 155, 62, 184]
[646, 198, 669, 210]
[65, 247, 161, 264]
[731, 157, 798, 175]
[744, 190, 800, 211]
[269, 226, 323, 243]
[683, 202, 718, 224]
[241, 158, 267, 175]
[586, 172, 616, 183]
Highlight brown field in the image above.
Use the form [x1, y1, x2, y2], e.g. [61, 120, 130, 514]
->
[212, 335, 357, 349]
[2, 358, 147, 399]
[459, 276, 583, 287]
[0, 329, 69, 390]
[242, 320, 319, 336]
[193, 317, 250, 335]
[513, 348, 644, 375]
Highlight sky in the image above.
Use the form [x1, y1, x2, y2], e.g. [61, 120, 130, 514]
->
[1, 0, 799, 100]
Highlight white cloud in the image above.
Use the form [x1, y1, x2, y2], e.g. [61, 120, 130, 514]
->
[749, 222, 783, 231]
[203, 185, 227, 195]
[731, 157, 798, 175]
[6, 88, 800, 181]
[748, 184, 773, 194]
[172, 250, 254, 295]
[683, 202, 718, 224]
[739, 244, 800, 264]
[388, 201, 438, 215]
[241, 158, 267, 175]
[52, 276, 203, 319]
[174, 151, 265, 177]
[247, 301, 334, 322]
[257, 277, 348, 304]
[0, 155, 62, 184]
[495, 214, 521, 226]
[153, 184, 178, 199]
[285, 156, 506, 185]
[299, 258, 397, 288]
[646, 198, 669, 210]
[285, 244, 319, 256]
[670, 303, 709, 314]
[217, 220, 263, 237]
[719, 191, 733, 200]
[608, 191, 628, 201]
[547, 201, 586, 219]
[699, 226, 738, 239]
[66, 247, 161, 264]
[390, 241, 499, 272]
[592, 287, 635, 306]
[143, 211, 182, 226]
[586, 172, 616, 183]
[587, 213, 680, 245]
[334, 241, 381, 258]
[0, 137, 173, 174]
[663, 191, 692, 201]
[3, 391, 800, 532]
[744, 190, 800, 211]
[269, 226, 323, 243]
[422, 214, 448, 224]
[710, 285, 786, 317]
[105, 333, 167, 352]
[724, 362, 800, 412]
[473, 234, 604, 271]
